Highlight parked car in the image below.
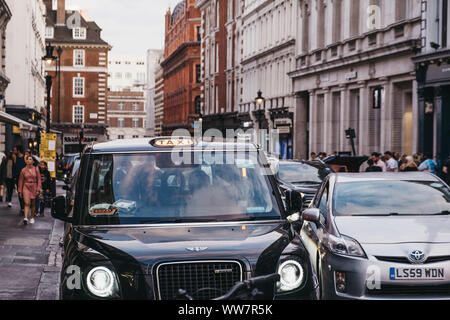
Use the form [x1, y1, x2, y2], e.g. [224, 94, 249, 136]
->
[276, 160, 334, 208]
[57, 153, 80, 180]
[323, 155, 368, 173]
[300, 172, 450, 299]
[52, 137, 317, 300]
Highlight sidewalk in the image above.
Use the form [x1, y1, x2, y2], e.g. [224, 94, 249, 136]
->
[0, 182, 65, 300]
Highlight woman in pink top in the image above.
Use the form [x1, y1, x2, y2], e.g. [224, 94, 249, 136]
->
[18, 155, 42, 225]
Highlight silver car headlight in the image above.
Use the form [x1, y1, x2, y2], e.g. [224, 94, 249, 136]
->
[276, 260, 305, 293]
[86, 266, 119, 298]
[324, 234, 366, 258]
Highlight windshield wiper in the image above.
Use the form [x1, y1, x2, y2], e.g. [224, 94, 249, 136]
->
[432, 211, 450, 216]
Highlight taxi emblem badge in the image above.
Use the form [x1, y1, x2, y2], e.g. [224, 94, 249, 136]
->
[186, 247, 208, 252]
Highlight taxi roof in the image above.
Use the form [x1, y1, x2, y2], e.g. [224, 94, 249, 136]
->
[87, 138, 259, 154]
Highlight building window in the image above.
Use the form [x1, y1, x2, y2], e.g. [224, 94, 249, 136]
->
[72, 27, 87, 40]
[73, 105, 84, 123]
[125, 72, 132, 79]
[73, 49, 85, 67]
[443, 0, 448, 48]
[73, 77, 85, 97]
[136, 72, 146, 83]
[118, 118, 125, 128]
[118, 135, 124, 139]
[196, 26, 201, 42]
[118, 102, 125, 110]
[196, 64, 201, 83]
[194, 96, 201, 114]
[116, 72, 122, 79]
[133, 103, 139, 111]
[52, 0, 57, 10]
[45, 27, 54, 38]
[132, 135, 139, 138]
[132, 118, 139, 128]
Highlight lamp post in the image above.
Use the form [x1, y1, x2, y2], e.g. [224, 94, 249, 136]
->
[79, 123, 85, 154]
[42, 44, 57, 133]
[254, 90, 265, 128]
[56, 47, 63, 124]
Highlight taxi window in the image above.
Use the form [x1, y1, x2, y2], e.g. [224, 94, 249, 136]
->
[82, 152, 282, 225]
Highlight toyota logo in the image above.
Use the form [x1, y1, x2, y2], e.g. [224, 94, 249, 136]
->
[408, 250, 426, 264]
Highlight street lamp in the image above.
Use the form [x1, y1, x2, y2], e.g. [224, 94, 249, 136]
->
[56, 47, 63, 124]
[42, 44, 57, 133]
[255, 90, 265, 107]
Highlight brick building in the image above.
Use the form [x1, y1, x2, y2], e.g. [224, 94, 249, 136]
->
[44, 0, 111, 154]
[107, 91, 146, 140]
[161, 0, 202, 136]
[196, 0, 240, 135]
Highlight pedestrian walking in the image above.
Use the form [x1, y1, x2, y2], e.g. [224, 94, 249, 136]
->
[0, 153, 6, 202]
[400, 156, 419, 172]
[418, 154, 438, 175]
[4, 152, 15, 207]
[309, 152, 317, 161]
[371, 152, 387, 172]
[13, 146, 26, 214]
[384, 151, 399, 172]
[36, 161, 51, 217]
[18, 155, 42, 225]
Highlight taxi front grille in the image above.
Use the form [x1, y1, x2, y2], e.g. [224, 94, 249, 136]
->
[156, 261, 243, 300]
[367, 284, 450, 296]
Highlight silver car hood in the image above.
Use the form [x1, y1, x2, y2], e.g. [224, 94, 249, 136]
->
[334, 216, 450, 244]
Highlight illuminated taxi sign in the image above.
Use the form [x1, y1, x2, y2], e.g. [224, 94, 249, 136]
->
[152, 138, 195, 148]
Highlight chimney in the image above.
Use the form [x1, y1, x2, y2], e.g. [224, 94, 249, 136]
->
[56, 0, 66, 25]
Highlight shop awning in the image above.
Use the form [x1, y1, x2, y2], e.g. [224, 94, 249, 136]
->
[0, 111, 39, 131]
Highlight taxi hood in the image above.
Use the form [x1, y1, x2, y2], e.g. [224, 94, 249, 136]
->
[334, 216, 450, 244]
[75, 221, 294, 273]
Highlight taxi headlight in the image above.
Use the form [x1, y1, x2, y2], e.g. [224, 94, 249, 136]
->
[276, 260, 305, 293]
[86, 266, 118, 298]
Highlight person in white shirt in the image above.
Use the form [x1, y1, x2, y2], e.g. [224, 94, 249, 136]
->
[384, 151, 399, 172]
[371, 152, 387, 172]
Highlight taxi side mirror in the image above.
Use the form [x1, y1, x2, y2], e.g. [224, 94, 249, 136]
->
[51, 196, 71, 222]
[302, 208, 320, 224]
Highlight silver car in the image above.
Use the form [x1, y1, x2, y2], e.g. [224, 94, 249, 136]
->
[300, 172, 450, 300]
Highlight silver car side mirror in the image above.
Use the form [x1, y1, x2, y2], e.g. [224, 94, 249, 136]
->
[302, 208, 320, 223]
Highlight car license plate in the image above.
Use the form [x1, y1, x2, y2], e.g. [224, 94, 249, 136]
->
[390, 267, 445, 280]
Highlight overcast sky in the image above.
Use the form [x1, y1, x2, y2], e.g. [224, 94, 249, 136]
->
[67, 0, 181, 57]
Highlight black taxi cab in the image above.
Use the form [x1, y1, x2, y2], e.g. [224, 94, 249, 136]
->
[52, 137, 317, 300]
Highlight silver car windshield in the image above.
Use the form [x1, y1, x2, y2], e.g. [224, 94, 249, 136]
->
[333, 180, 450, 216]
[82, 152, 281, 224]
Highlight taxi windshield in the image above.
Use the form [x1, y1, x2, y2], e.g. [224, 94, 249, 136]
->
[81, 151, 282, 225]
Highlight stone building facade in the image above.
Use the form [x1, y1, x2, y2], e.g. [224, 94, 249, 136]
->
[161, 0, 202, 136]
[0, 0, 11, 153]
[154, 56, 164, 137]
[413, 0, 450, 165]
[239, 0, 298, 158]
[290, 0, 422, 160]
[44, 0, 111, 154]
[4, 0, 46, 152]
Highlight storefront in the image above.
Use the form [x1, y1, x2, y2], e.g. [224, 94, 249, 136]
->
[0, 111, 39, 152]
[270, 108, 293, 160]
[414, 50, 450, 166]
